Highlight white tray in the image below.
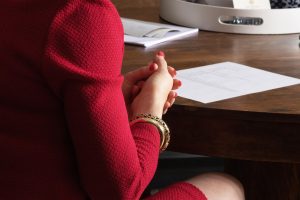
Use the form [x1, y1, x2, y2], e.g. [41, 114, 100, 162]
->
[160, 0, 300, 34]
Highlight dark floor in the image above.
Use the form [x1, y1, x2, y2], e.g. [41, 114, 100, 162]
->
[148, 151, 224, 190]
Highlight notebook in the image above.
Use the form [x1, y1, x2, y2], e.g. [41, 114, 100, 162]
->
[122, 18, 199, 47]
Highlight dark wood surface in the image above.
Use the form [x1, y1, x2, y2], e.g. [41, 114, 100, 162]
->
[113, 1, 300, 199]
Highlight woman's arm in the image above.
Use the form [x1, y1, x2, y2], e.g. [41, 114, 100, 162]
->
[42, 0, 166, 199]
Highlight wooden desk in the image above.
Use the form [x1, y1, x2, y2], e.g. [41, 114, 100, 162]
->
[113, 1, 300, 199]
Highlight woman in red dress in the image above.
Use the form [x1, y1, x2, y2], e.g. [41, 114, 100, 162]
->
[0, 0, 244, 199]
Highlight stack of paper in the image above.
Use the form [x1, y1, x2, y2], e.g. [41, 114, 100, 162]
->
[122, 18, 198, 47]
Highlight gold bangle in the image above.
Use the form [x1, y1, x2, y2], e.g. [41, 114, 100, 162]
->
[130, 114, 170, 152]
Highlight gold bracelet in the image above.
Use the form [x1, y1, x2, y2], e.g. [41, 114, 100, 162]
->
[130, 114, 170, 152]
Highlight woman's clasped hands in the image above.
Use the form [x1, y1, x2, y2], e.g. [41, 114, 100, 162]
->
[122, 51, 182, 120]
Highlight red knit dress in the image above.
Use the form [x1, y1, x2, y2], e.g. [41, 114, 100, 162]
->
[0, 0, 207, 199]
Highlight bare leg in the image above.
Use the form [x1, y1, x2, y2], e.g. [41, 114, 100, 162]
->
[186, 172, 245, 200]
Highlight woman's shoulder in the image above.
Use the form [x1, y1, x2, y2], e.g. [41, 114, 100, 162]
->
[43, 0, 124, 79]
[46, 0, 124, 58]
[56, 0, 122, 27]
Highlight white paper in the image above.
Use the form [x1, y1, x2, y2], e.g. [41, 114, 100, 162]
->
[121, 18, 178, 38]
[177, 62, 300, 103]
[122, 18, 199, 47]
[233, 0, 271, 9]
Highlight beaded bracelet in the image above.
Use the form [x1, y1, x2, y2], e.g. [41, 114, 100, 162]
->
[130, 114, 170, 152]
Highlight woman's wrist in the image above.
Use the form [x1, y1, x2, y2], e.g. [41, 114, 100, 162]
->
[130, 113, 170, 152]
[130, 89, 166, 119]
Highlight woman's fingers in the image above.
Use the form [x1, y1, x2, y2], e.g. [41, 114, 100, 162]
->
[163, 107, 169, 115]
[152, 52, 177, 78]
[131, 85, 141, 98]
[125, 63, 158, 84]
[154, 52, 168, 71]
[168, 66, 177, 78]
[155, 51, 176, 77]
[168, 91, 177, 106]
[136, 80, 145, 88]
[131, 81, 145, 98]
[163, 91, 177, 114]
[172, 79, 182, 90]
[149, 62, 158, 71]
[163, 100, 171, 115]
[129, 51, 181, 108]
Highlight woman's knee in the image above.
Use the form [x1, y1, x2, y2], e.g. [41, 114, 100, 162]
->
[186, 172, 244, 200]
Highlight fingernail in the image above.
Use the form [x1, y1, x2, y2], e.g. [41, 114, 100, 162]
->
[178, 80, 182, 86]
[174, 92, 178, 98]
[149, 63, 155, 71]
[157, 51, 165, 57]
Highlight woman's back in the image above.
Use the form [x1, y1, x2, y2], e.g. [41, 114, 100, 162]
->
[0, 1, 90, 199]
[0, 0, 126, 199]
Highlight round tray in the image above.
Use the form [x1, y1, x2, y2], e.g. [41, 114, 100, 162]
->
[160, 0, 300, 34]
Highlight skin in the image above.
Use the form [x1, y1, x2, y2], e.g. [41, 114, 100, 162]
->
[122, 52, 180, 119]
[186, 173, 245, 200]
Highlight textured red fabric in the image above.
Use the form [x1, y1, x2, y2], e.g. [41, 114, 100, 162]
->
[0, 0, 207, 199]
[146, 182, 207, 200]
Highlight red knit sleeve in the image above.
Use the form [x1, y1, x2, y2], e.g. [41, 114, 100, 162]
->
[42, 0, 161, 199]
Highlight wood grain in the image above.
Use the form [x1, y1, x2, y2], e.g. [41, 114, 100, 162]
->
[226, 160, 300, 200]
[111, 0, 159, 9]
